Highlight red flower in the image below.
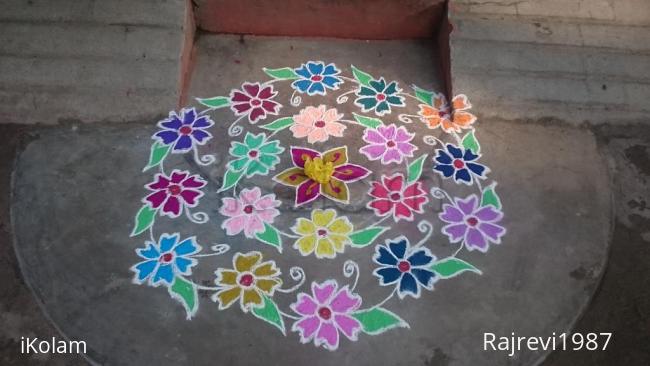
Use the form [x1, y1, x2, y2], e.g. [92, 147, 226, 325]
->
[367, 173, 428, 222]
[144, 170, 206, 218]
[230, 82, 281, 123]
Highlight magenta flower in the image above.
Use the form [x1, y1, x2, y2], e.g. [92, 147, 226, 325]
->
[229, 82, 281, 123]
[273, 146, 370, 206]
[144, 170, 206, 218]
[360, 124, 417, 164]
[291, 280, 362, 351]
[219, 187, 281, 238]
[439, 194, 506, 252]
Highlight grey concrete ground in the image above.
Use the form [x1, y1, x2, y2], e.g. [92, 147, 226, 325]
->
[8, 36, 611, 365]
[1, 0, 650, 365]
[0, 0, 187, 124]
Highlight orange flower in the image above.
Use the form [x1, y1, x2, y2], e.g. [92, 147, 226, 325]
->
[418, 94, 476, 133]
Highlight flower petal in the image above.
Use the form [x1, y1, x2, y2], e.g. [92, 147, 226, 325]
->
[312, 281, 337, 304]
[375, 245, 398, 265]
[330, 287, 361, 313]
[398, 272, 419, 298]
[332, 164, 370, 182]
[312, 209, 336, 226]
[293, 316, 321, 342]
[321, 179, 348, 203]
[315, 238, 336, 258]
[295, 235, 317, 256]
[322, 146, 348, 167]
[296, 180, 321, 205]
[465, 228, 488, 251]
[316, 322, 339, 350]
[291, 147, 320, 168]
[292, 293, 318, 316]
[234, 252, 262, 272]
[214, 286, 241, 310]
[274, 167, 310, 187]
[442, 223, 468, 242]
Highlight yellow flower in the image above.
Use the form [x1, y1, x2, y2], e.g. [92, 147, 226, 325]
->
[291, 209, 353, 259]
[212, 251, 282, 311]
[304, 156, 334, 184]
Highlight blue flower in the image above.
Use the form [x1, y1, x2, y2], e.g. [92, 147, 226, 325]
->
[154, 108, 214, 152]
[355, 78, 405, 116]
[292, 61, 342, 96]
[372, 237, 437, 299]
[433, 144, 488, 185]
[131, 233, 201, 287]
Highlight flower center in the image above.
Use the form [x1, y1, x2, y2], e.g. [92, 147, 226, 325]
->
[159, 252, 173, 263]
[238, 273, 254, 287]
[453, 159, 465, 169]
[386, 140, 396, 148]
[398, 260, 411, 273]
[318, 307, 332, 320]
[317, 229, 328, 237]
[167, 184, 182, 195]
[310, 75, 323, 82]
[466, 216, 479, 227]
[314, 120, 326, 128]
[179, 126, 192, 135]
[438, 110, 449, 118]
[304, 157, 334, 185]
[250, 98, 261, 106]
[376, 93, 386, 101]
[248, 150, 258, 158]
[390, 192, 401, 202]
[243, 205, 254, 214]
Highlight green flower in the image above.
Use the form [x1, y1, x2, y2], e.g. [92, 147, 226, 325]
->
[354, 77, 405, 116]
[228, 132, 284, 177]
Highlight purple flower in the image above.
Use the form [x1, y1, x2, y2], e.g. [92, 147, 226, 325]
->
[360, 124, 417, 164]
[291, 280, 362, 351]
[439, 194, 506, 252]
[154, 108, 214, 152]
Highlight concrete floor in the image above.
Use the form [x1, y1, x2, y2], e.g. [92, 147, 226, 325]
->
[1, 0, 650, 364]
[3, 35, 631, 365]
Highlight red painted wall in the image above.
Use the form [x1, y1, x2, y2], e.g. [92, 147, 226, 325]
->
[194, 0, 446, 39]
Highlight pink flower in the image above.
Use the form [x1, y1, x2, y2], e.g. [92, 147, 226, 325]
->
[290, 105, 346, 143]
[291, 280, 362, 351]
[367, 173, 428, 222]
[144, 170, 206, 218]
[360, 124, 417, 164]
[219, 187, 281, 238]
[229, 82, 281, 123]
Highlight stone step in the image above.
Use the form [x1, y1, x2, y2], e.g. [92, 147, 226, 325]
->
[0, 0, 187, 124]
[449, 12, 650, 124]
[2, 0, 183, 27]
[0, 23, 182, 61]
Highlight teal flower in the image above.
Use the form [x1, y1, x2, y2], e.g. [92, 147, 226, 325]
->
[228, 132, 284, 177]
[354, 78, 405, 116]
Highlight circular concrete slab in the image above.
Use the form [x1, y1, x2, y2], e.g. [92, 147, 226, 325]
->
[12, 42, 610, 366]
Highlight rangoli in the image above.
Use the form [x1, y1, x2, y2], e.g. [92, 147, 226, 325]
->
[129, 62, 507, 351]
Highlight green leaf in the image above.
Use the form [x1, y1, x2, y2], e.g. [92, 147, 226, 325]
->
[431, 257, 482, 279]
[218, 169, 244, 192]
[168, 277, 198, 320]
[352, 113, 383, 129]
[351, 65, 373, 86]
[197, 96, 230, 109]
[143, 141, 171, 172]
[349, 227, 389, 247]
[252, 295, 286, 335]
[352, 307, 409, 335]
[413, 85, 435, 105]
[260, 117, 294, 131]
[255, 223, 282, 251]
[130, 205, 156, 237]
[481, 182, 502, 209]
[407, 154, 428, 184]
[263, 67, 300, 80]
[461, 130, 480, 155]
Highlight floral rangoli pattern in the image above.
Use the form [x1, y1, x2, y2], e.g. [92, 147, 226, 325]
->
[130, 61, 507, 351]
